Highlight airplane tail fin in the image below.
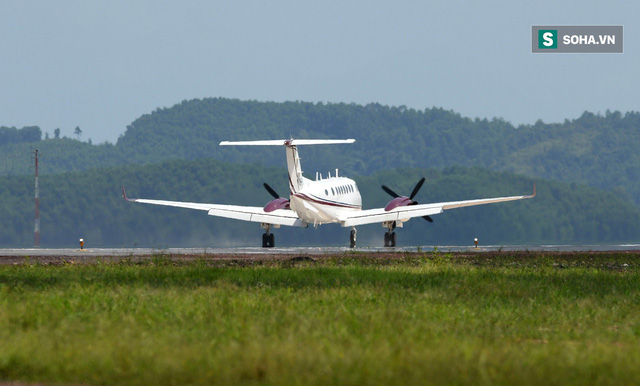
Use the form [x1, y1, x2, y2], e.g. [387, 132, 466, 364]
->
[220, 139, 355, 193]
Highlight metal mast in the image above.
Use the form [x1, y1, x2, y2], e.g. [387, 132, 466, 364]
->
[34, 149, 40, 247]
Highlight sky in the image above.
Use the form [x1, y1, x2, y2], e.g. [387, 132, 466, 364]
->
[1, 1, 638, 144]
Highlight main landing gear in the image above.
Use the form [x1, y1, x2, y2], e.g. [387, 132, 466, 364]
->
[261, 223, 275, 248]
[383, 221, 397, 248]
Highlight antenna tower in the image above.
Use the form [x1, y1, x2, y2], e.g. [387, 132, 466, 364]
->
[33, 149, 40, 247]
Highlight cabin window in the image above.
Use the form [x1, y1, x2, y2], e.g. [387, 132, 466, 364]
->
[331, 187, 335, 196]
[325, 189, 328, 196]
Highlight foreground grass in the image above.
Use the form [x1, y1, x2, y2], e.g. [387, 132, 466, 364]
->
[1, 253, 640, 385]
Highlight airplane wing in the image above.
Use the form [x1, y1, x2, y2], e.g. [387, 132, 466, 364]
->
[341, 184, 536, 227]
[122, 187, 308, 227]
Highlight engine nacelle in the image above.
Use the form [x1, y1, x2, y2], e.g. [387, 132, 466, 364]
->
[384, 196, 413, 211]
[264, 197, 290, 212]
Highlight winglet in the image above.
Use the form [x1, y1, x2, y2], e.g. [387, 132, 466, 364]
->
[122, 186, 132, 201]
[529, 182, 536, 198]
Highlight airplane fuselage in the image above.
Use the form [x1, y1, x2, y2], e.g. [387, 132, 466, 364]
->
[289, 176, 362, 225]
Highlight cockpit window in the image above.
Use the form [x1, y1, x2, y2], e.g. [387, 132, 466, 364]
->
[331, 187, 335, 196]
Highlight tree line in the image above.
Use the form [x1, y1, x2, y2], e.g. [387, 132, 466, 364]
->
[0, 126, 41, 145]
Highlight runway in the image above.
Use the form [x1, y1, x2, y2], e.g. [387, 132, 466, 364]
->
[1, 244, 639, 259]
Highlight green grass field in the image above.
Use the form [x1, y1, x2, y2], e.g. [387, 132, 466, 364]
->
[1, 252, 640, 385]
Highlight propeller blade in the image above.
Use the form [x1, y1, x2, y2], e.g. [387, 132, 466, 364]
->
[263, 183, 280, 199]
[409, 177, 426, 200]
[381, 185, 400, 198]
[423, 215, 434, 223]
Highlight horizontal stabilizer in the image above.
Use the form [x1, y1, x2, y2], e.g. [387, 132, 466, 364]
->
[220, 139, 355, 146]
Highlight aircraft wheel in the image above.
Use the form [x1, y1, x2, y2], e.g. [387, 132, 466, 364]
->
[384, 232, 390, 247]
[350, 229, 357, 248]
[262, 233, 269, 248]
[268, 233, 275, 248]
[390, 232, 396, 247]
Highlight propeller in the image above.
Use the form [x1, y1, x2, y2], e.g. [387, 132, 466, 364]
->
[381, 177, 433, 222]
[381, 185, 400, 198]
[264, 183, 280, 199]
[409, 177, 425, 201]
[263, 183, 290, 212]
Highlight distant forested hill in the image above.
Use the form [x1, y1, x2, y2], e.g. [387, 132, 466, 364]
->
[0, 126, 41, 145]
[2, 98, 639, 205]
[0, 159, 637, 247]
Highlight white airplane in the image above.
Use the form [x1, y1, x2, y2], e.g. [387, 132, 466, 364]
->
[122, 139, 535, 248]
